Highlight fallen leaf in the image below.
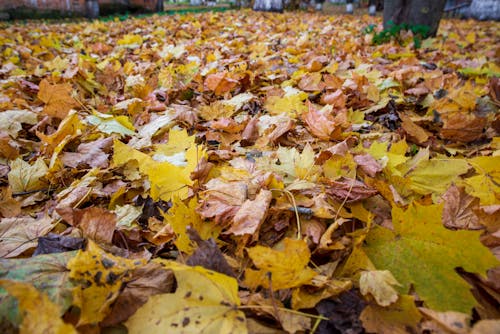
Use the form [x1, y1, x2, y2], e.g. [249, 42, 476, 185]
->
[61, 137, 113, 168]
[302, 102, 338, 141]
[126, 260, 247, 334]
[0, 187, 21, 218]
[72, 207, 117, 244]
[359, 270, 401, 306]
[244, 238, 317, 290]
[226, 190, 272, 236]
[67, 241, 145, 325]
[186, 227, 235, 277]
[0, 280, 77, 334]
[364, 202, 499, 312]
[0, 216, 55, 258]
[37, 79, 78, 119]
[101, 262, 175, 326]
[360, 295, 421, 334]
[33, 233, 85, 255]
[0, 110, 37, 138]
[0, 251, 76, 326]
[8, 157, 48, 193]
[441, 184, 482, 230]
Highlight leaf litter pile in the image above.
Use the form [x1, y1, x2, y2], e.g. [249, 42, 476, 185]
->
[0, 10, 499, 334]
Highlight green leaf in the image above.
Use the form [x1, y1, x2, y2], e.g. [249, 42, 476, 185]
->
[363, 202, 499, 313]
[0, 252, 77, 326]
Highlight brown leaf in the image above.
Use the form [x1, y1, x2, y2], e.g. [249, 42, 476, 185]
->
[323, 177, 378, 202]
[442, 184, 482, 230]
[101, 262, 175, 326]
[0, 187, 21, 218]
[72, 207, 117, 244]
[0, 216, 55, 258]
[37, 79, 78, 119]
[320, 89, 347, 109]
[354, 154, 383, 177]
[302, 101, 338, 141]
[298, 72, 324, 91]
[440, 112, 487, 143]
[241, 116, 259, 146]
[399, 113, 429, 144]
[204, 72, 238, 96]
[225, 190, 272, 236]
[0, 132, 19, 159]
[61, 137, 113, 168]
[197, 179, 247, 225]
[186, 227, 235, 277]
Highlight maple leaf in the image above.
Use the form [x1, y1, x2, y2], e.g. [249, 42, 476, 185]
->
[161, 196, 221, 254]
[126, 260, 247, 334]
[8, 157, 48, 193]
[37, 79, 78, 119]
[363, 202, 499, 313]
[0, 280, 77, 334]
[0, 216, 55, 258]
[67, 241, 146, 325]
[360, 295, 421, 334]
[244, 238, 317, 290]
[359, 270, 401, 307]
[0, 251, 76, 326]
[0, 110, 37, 138]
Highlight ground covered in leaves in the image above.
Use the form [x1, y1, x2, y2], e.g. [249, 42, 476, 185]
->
[0, 9, 499, 334]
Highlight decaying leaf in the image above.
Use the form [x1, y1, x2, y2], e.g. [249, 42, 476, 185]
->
[126, 260, 247, 334]
[0, 216, 55, 258]
[67, 241, 145, 325]
[0, 280, 77, 334]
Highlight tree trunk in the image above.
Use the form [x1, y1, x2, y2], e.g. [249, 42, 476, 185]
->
[85, 0, 99, 19]
[253, 0, 283, 12]
[383, 0, 447, 37]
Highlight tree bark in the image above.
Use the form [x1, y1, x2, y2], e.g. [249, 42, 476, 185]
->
[253, 0, 284, 12]
[383, 0, 447, 37]
[85, 0, 99, 19]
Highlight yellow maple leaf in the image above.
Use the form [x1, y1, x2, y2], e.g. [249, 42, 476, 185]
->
[0, 280, 77, 334]
[126, 260, 247, 334]
[244, 238, 317, 290]
[461, 155, 500, 205]
[162, 197, 221, 254]
[67, 241, 145, 326]
[264, 88, 308, 117]
[113, 129, 205, 201]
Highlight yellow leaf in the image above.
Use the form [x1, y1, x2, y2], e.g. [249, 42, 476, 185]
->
[0, 280, 77, 334]
[37, 111, 84, 156]
[126, 260, 247, 334]
[244, 238, 317, 290]
[359, 270, 401, 307]
[461, 156, 500, 205]
[117, 34, 143, 48]
[323, 153, 357, 180]
[8, 157, 48, 193]
[113, 134, 204, 201]
[264, 89, 308, 117]
[162, 197, 221, 254]
[67, 241, 145, 325]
